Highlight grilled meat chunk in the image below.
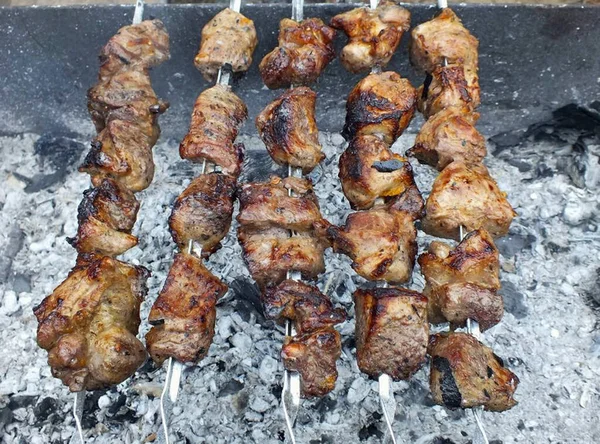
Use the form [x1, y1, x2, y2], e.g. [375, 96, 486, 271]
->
[410, 8, 478, 74]
[418, 229, 503, 331]
[354, 287, 428, 380]
[259, 18, 336, 89]
[282, 327, 342, 398]
[169, 173, 236, 257]
[68, 179, 140, 257]
[146, 253, 228, 365]
[194, 8, 258, 81]
[256, 87, 324, 173]
[262, 280, 346, 333]
[429, 332, 519, 411]
[330, 0, 410, 73]
[34, 257, 148, 392]
[98, 19, 170, 81]
[180, 85, 248, 177]
[418, 64, 480, 118]
[422, 161, 516, 239]
[408, 106, 485, 170]
[329, 186, 423, 283]
[343, 71, 417, 144]
[339, 134, 418, 210]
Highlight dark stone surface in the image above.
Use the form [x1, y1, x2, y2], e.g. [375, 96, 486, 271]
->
[229, 278, 265, 323]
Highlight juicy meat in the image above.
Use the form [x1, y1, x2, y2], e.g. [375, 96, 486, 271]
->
[146, 253, 228, 365]
[331, 0, 410, 73]
[343, 71, 417, 145]
[408, 106, 486, 170]
[259, 18, 336, 89]
[282, 327, 342, 398]
[429, 332, 519, 411]
[329, 186, 424, 283]
[169, 173, 236, 257]
[410, 8, 479, 74]
[422, 161, 516, 239]
[339, 134, 418, 210]
[256, 87, 324, 173]
[418, 229, 503, 331]
[33, 256, 148, 392]
[237, 176, 323, 231]
[179, 85, 248, 177]
[194, 8, 258, 81]
[68, 179, 140, 257]
[418, 64, 480, 118]
[354, 287, 428, 380]
[262, 279, 346, 333]
[98, 19, 170, 81]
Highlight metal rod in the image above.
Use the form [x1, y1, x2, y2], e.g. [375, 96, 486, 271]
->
[370, 0, 379, 10]
[437, 0, 448, 8]
[379, 374, 398, 444]
[292, 0, 304, 22]
[132, 0, 144, 25]
[72, 391, 85, 444]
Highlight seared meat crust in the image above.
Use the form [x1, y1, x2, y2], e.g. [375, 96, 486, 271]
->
[429, 332, 519, 411]
[256, 87, 324, 173]
[354, 287, 428, 380]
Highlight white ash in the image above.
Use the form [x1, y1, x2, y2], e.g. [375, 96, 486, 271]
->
[0, 119, 599, 444]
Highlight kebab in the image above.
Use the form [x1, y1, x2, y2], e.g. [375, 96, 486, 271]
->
[142, 1, 256, 442]
[408, 4, 519, 442]
[32, 2, 169, 442]
[330, 1, 429, 442]
[238, 1, 344, 442]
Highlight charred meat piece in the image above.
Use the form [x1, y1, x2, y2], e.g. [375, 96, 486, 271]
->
[343, 71, 417, 144]
[146, 253, 228, 365]
[418, 64, 480, 118]
[354, 287, 428, 380]
[194, 8, 258, 82]
[68, 179, 140, 257]
[169, 173, 236, 257]
[408, 106, 486, 170]
[410, 8, 478, 74]
[331, 0, 410, 73]
[179, 85, 247, 177]
[33, 257, 148, 392]
[282, 327, 342, 398]
[237, 176, 323, 231]
[422, 161, 516, 239]
[256, 87, 324, 173]
[329, 186, 423, 283]
[339, 134, 418, 210]
[259, 18, 336, 89]
[262, 279, 346, 333]
[429, 332, 519, 411]
[418, 229, 503, 331]
[98, 19, 170, 81]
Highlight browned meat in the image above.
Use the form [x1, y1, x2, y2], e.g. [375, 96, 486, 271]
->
[169, 173, 236, 257]
[410, 8, 478, 74]
[330, 0, 410, 73]
[98, 19, 170, 81]
[408, 106, 485, 170]
[146, 253, 228, 365]
[179, 85, 247, 177]
[282, 327, 342, 398]
[259, 18, 336, 89]
[343, 71, 417, 144]
[329, 186, 423, 283]
[256, 87, 324, 173]
[339, 134, 418, 210]
[262, 279, 346, 333]
[237, 177, 323, 231]
[422, 161, 516, 239]
[354, 287, 428, 380]
[417, 64, 480, 118]
[418, 229, 503, 331]
[238, 227, 328, 288]
[33, 256, 148, 392]
[194, 8, 258, 81]
[429, 332, 519, 411]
